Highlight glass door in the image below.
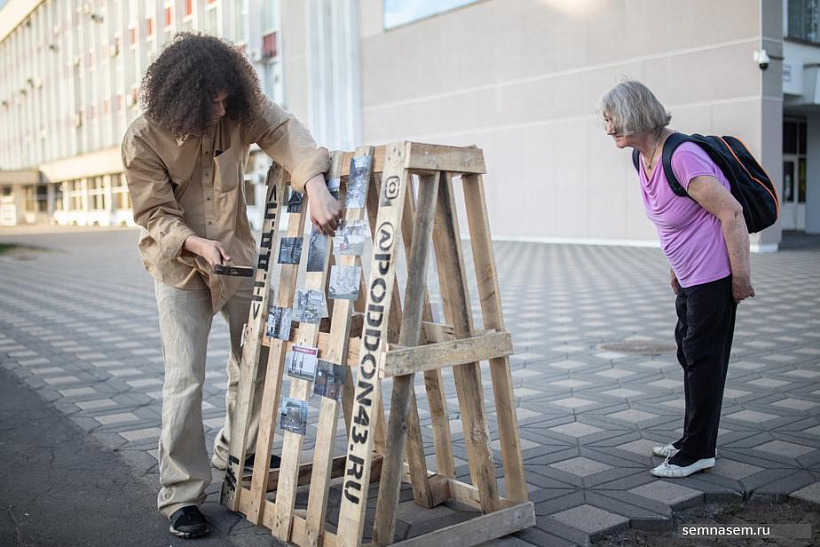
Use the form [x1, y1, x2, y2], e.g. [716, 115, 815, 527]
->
[782, 120, 807, 231]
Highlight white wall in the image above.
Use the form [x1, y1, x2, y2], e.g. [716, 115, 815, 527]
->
[356, 0, 777, 246]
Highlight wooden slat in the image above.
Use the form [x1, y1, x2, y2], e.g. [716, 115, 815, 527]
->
[266, 332, 362, 366]
[391, 502, 535, 547]
[339, 146, 386, 178]
[462, 173, 528, 503]
[422, 322, 455, 343]
[381, 331, 513, 377]
[336, 142, 410, 547]
[400, 180, 455, 482]
[305, 146, 375, 547]
[257, 453, 385, 492]
[431, 174, 500, 514]
[364, 172, 390, 456]
[372, 172, 440, 545]
[222, 164, 286, 512]
[393, 174, 434, 506]
[243, 167, 310, 524]
[405, 142, 486, 175]
[272, 152, 344, 541]
[237, 485, 276, 525]
[398, 468, 517, 512]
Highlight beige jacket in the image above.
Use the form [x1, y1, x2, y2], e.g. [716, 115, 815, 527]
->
[122, 98, 330, 312]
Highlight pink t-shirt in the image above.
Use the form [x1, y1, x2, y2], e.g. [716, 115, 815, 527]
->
[639, 142, 731, 288]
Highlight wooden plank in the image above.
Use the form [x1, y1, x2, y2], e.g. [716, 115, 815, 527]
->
[272, 152, 343, 541]
[372, 172, 440, 545]
[336, 142, 411, 547]
[364, 171, 389, 456]
[462, 174, 528, 503]
[222, 165, 286, 512]
[399, 179, 455, 482]
[431, 174, 500, 514]
[257, 453, 384, 492]
[381, 331, 513, 377]
[393, 172, 434, 506]
[339, 146, 386, 178]
[422, 322, 455, 343]
[242, 166, 311, 524]
[270, 332, 362, 367]
[237, 485, 276, 525]
[397, 467, 516, 512]
[405, 142, 486, 175]
[305, 146, 375, 547]
[293, 516, 341, 547]
[391, 502, 535, 547]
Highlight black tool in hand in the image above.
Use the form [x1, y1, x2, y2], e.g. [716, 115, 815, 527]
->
[213, 264, 254, 277]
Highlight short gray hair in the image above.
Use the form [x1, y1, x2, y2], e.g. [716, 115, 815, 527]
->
[596, 80, 671, 135]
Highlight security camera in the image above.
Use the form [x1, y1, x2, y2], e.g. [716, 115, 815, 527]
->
[753, 49, 771, 70]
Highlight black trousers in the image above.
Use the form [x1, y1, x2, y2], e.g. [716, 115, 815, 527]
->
[674, 275, 737, 459]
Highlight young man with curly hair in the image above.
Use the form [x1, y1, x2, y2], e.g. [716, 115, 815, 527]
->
[121, 33, 339, 538]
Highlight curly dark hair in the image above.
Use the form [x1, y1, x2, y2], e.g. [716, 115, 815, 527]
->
[140, 32, 264, 137]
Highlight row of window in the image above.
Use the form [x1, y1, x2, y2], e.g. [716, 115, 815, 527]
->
[788, 0, 820, 44]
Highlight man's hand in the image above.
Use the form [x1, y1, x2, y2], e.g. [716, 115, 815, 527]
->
[305, 174, 341, 236]
[184, 235, 232, 268]
[731, 275, 755, 303]
[670, 270, 680, 296]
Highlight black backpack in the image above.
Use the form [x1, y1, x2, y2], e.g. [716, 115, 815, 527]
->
[631, 132, 779, 233]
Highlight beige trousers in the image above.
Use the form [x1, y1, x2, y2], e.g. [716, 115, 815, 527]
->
[154, 278, 267, 517]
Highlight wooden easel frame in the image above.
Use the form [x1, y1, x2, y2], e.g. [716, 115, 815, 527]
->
[221, 142, 535, 547]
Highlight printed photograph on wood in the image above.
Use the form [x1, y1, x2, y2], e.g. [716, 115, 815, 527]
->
[328, 265, 361, 300]
[306, 227, 328, 272]
[279, 397, 309, 435]
[265, 306, 292, 341]
[327, 177, 341, 199]
[278, 237, 303, 264]
[333, 220, 368, 256]
[293, 289, 325, 324]
[287, 189, 303, 213]
[286, 344, 319, 381]
[345, 156, 371, 209]
[313, 360, 345, 402]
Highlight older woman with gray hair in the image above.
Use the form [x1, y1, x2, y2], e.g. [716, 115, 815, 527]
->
[597, 80, 755, 478]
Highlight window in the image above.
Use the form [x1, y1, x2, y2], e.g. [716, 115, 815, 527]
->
[68, 181, 84, 210]
[244, 179, 257, 206]
[165, 6, 172, 27]
[383, 0, 481, 29]
[146, 17, 154, 37]
[113, 174, 131, 210]
[88, 177, 105, 210]
[262, 32, 277, 59]
[35, 184, 48, 212]
[185, 0, 193, 16]
[23, 186, 37, 212]
[55, 184, 64, 211]
[788, 0, 820, 44]
[783, 119, 807, 204]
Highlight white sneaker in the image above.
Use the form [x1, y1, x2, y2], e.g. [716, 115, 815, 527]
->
[651, 457, 715, 478]
[652, 443, 680, 458]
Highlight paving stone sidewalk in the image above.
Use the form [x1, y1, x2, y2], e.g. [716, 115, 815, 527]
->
[0, 227, 818, 546]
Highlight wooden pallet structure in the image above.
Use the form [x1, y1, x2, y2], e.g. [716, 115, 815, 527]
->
[221, 141, 535, 546]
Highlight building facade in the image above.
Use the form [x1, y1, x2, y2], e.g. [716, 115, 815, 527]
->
[2, 0, 820, 252]
[0, 0, 284, 229]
